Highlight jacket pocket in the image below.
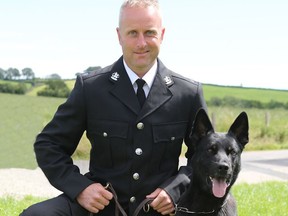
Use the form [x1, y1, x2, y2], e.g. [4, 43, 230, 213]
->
[89, 120, 129, 169]
[152, 121, 188, 172]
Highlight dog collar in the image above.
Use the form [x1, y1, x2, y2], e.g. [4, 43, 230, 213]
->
[175, 194, 230, 215]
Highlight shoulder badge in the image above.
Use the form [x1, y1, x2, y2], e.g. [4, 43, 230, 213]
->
[111, 72, 120, 81]
[163, 75, 173, 86]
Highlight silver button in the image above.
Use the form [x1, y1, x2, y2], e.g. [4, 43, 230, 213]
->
[133, 173, 140, 180]
[135, 148, 143, 155]
[103, 132, 108, 137]
[171, 136, 175, 141]
[136, 122, 144, 130]
[130, 196, 136, 203]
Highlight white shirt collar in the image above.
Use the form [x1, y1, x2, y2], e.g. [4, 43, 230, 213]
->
[123, 60, 157, 95]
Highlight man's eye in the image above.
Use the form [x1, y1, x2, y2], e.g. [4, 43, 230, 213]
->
[146, 31, 156, 37]
[128, 31, 137, 36]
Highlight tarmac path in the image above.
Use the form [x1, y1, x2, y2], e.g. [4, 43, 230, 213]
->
[0, 150, 287, 198]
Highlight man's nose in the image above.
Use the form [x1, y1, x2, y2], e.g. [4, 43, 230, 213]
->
[136, 33, 147, 48]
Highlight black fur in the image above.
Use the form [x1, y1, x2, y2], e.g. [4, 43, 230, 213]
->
[176, 109, 249, 216]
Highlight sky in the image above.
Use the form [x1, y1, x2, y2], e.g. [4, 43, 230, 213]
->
[0, 0, 287, 90]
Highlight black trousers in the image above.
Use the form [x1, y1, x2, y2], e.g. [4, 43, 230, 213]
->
[19, 194, 160, 216]
[19, 194, 114, 216]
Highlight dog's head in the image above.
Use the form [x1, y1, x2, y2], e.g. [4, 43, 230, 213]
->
[188, 109, 249, 198]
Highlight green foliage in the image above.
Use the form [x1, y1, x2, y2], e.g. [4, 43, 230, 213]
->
[0, 83, 27, 94]
[37, 79, 70, 98]
[64, 80, 76, 90]
[0, 196, 47, 216]
[233, 181, 288, 215]
[208, 96, 288, 109]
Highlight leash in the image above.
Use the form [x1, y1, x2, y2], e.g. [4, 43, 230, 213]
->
[175, 206, 215, 215]
[88, 183, 154, 216]
[132, 197, 154, 216]
[88, 183, 128, 216]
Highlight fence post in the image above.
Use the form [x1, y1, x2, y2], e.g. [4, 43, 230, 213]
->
[265, 112, 270, 127]
[211, 112, 216, 130]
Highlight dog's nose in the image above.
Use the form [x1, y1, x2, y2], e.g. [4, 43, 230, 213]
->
[218, 163, 229, 172]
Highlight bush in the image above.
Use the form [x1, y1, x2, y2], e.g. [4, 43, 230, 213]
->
[208, 96, 287, 110]
[37, 80, 70, 98]
[0, 83, 27, 94]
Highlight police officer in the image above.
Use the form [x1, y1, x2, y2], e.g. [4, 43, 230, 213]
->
[20, 0, 207, 215]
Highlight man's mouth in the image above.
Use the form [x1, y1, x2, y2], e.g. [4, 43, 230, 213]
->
[135, 50, 149, 55]
[209, 176, 231, 198]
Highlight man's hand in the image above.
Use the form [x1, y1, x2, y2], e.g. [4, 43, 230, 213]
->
[76, 183, 113, 214]
[146, 188, 175, 215]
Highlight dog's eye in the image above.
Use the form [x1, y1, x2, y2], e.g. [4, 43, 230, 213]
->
[208, 145, 218, 154]
[227, 147, 236, 156]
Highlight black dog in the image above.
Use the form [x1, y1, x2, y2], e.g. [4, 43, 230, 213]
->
[175, 109, 249, 216]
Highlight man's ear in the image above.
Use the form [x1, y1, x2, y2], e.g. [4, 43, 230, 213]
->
[116, 27, 122, 45]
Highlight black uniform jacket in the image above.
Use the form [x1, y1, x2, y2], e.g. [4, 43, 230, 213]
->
[34, 56, 207, 215]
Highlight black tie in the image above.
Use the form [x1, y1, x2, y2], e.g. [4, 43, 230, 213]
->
[136, 79, 146, 107]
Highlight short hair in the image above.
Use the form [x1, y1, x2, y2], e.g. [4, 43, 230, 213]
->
[119, 0, 161, 25]
[120, 0, 160, 9]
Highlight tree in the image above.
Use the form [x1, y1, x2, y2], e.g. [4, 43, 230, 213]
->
[47, 73, 61, 80]
[84, 66, 102, 73]
[5, 68, 13, 80]
[22, 67, 35, 80]
[6, 68, 20, 80]
[0, 68, 5, 80]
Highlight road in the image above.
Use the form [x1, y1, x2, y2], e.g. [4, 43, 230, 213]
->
[0, 150, 287, 198]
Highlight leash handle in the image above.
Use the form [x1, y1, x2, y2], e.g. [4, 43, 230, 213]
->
[88, 182, 128, 216]
[132, 197, 154, 216]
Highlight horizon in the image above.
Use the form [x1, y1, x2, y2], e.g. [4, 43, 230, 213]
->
[1, 0, 287, 90]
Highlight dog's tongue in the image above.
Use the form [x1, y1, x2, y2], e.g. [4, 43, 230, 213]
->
[212, 178, 228, 198]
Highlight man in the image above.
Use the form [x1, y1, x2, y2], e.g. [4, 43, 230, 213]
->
[20, 0, 207, 215]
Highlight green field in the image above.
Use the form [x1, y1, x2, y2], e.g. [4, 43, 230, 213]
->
[1, 83, 288, 169]
[0, 93, 65, 168]
[203, 84, 288, 103]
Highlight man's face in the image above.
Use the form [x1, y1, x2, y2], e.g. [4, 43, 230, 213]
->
[117, 6, 165, 76]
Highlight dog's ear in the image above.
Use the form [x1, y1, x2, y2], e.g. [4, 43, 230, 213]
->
[228, 112, 249, 148]
[190, 108, 214, 140]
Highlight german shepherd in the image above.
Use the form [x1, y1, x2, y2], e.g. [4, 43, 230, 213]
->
[175, 109, 249, 215]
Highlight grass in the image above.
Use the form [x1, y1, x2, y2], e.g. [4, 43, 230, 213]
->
[0, 195, 47, 216]
[0, 182, 287, 216]
[203, 84, 288, 103]
[206, 107, 288, 151]
[233, 181, 288, 216]
[0, 93, 65, 168]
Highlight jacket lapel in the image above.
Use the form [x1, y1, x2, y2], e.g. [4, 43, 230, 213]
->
[109, 57, 174, 119]
[137, 60, 174, 120]
[109, 59, 140, 115]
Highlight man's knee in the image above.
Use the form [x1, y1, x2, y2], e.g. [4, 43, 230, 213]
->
[19, 195, 70, 216]
[19, 202, 49, 216]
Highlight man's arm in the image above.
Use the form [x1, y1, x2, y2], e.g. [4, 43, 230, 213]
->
[156, 82, 207, 204]
[34, 76, 93, 200]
